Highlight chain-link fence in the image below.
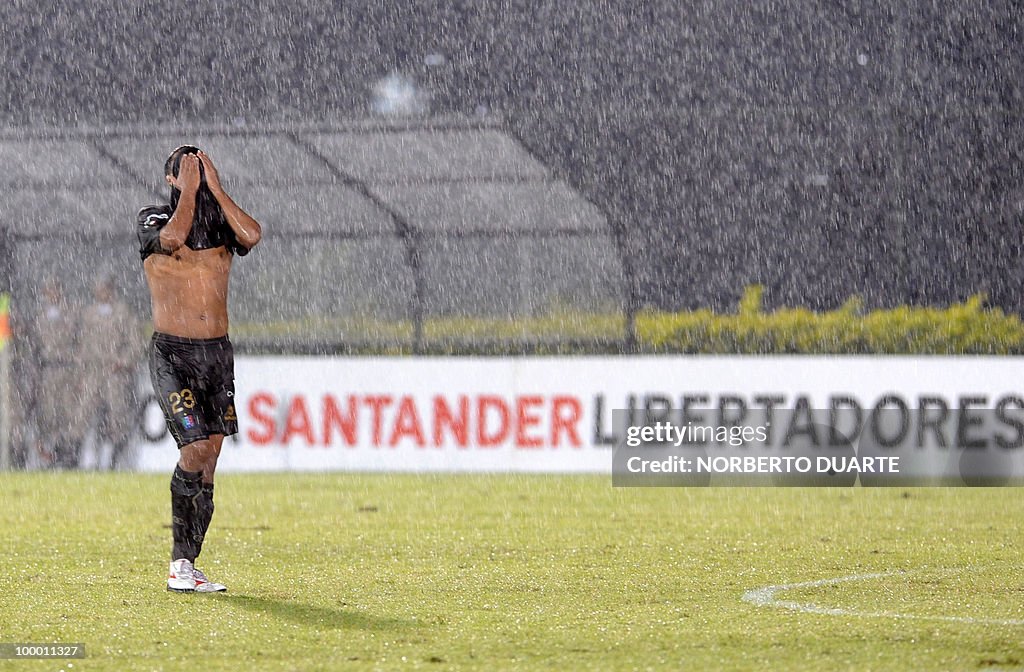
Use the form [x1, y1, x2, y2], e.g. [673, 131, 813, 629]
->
[0, 120, 633, 355]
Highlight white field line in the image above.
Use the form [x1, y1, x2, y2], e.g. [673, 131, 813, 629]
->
[742, 571, 1024, 626]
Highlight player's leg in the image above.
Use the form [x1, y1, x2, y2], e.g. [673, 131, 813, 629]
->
[166, 425, 216, 572]
[195, 336, 237, 547]
[177, 435, 217, 471]
[150, 335, 210, 591]
[165, 438, 210, 592]
[171, 438, 216, 554]
[201, 433, 224, 483]
[189, 434, 226, 593]
[169, 437, 229, 593]
[194, 433, 223, 558]
[184, 337, 237, 592]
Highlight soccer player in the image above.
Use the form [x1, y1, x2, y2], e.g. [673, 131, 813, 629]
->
[137, 146, 262, 593]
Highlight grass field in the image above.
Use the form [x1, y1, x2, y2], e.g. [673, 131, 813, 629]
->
[1, 474, 1023, 671]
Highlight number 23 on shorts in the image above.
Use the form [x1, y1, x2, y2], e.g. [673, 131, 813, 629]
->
[168, 388, 196, 414]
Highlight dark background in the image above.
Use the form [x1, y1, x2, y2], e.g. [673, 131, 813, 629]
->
[1, 0, 1020, 312]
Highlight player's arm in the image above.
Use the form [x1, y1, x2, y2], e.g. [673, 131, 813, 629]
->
[198, 150, 263, 250]
[160, 153, 201, 252]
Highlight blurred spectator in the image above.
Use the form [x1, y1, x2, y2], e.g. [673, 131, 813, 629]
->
[77, 276, 143, 470]
[6, 328, 30, 470]
[32, 278, 84, 468]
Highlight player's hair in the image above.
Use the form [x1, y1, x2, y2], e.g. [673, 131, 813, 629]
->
[164, 145, 228, 235]
[164, 144, 201, 180]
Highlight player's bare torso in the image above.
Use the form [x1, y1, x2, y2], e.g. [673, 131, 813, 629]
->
[144, 244, 233, 339]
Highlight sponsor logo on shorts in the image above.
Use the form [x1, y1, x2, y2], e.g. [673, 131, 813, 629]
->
[224, 405, 237, 422]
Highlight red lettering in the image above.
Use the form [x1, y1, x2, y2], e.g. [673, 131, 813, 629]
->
[551, 396, 583, 447]
[281, 396, 315, 446]
[323, 394, 357, 447]
[434, 395, 469, 448]
[364, 395, 393, 447]
[477, 395, 510, 448]
[389, 396, 426, 447]
[247, 392, 276, 445]
[516, 395, 544, 448]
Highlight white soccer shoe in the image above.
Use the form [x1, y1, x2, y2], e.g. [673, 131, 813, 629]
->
[192, 566, 227, 593]
[167, 558, 197, 592]
[167, 559, 227, 593]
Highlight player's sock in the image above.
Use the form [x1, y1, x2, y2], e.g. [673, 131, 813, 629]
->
[193, 483, 215, 560]
[170, 465, 203, 562]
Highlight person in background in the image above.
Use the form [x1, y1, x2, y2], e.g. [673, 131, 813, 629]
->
[32, 278, 85, 468]
[77, 275, 144, 470]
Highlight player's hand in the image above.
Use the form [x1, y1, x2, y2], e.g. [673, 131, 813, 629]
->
[197, 150, 223, 192]
[169, 154, 201, 194]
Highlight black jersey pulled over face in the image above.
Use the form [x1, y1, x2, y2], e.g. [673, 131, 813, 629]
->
[136, 204, 250, 261]
[136, 145, 250, 261]
[166, 146, 229, 248]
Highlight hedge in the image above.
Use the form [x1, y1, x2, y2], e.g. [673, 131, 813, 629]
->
[228, 286, 1024, 355]
[636, 285, 1024, 355]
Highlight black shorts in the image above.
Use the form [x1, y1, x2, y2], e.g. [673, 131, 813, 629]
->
[149, 332, 238, 448]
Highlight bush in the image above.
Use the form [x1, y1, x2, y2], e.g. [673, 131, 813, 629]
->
[636, 286, 1024, 354]
[229, 286, 1024, 355]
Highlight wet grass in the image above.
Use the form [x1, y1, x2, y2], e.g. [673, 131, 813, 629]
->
[1, 474, 1023, 670]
